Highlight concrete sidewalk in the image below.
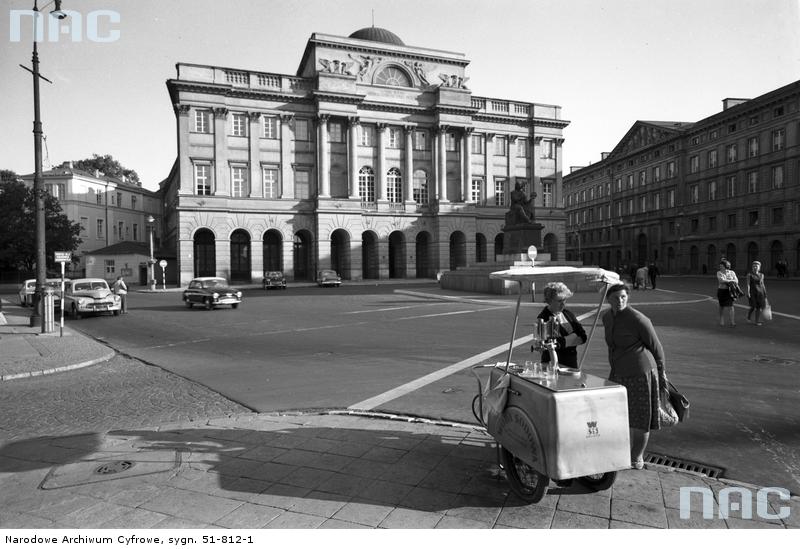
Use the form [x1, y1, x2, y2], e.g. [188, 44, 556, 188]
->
[1, 296, 798, 529]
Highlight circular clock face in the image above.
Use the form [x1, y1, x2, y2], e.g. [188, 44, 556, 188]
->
[374, 66, 411, 87]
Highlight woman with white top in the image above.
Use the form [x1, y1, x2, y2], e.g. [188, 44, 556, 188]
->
[716, 259, 739, 327]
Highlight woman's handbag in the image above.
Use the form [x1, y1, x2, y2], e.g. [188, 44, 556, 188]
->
[727, 281, 744, 299]
[658, 384, 680, 427]
[761, 299, 773, 322]
[666, 381, 690, 422]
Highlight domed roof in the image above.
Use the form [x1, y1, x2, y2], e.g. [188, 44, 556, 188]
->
[348, 27, 405, 46]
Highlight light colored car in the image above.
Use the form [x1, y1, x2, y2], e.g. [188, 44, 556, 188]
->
[316, 269, 342, 287]
[18, 278, 70, 308]
[183, 277, 242, 310]
[63, 278, 122, 318]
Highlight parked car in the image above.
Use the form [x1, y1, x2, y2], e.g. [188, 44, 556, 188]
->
[183, 277, 242, 310]
[262, 271, 287, 290]
[63, 278, 121, 318]
[18, 278, 70, 308]
[316, 269, 342, 287]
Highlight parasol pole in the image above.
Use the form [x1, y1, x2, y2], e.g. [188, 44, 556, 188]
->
[504, 280, 524, 372]
[578, 281, 611, 370]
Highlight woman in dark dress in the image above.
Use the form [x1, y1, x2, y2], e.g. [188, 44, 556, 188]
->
[537, 282, 587, 369]
[746, 261, 768, 325]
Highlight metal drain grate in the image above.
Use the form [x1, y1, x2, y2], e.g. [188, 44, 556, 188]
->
[643, 453, 724, 478]
[94, 460, 134, 475]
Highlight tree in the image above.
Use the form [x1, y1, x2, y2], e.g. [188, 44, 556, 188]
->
[0, 169, 21, 184]
[0, 179, 82, 273]
[58, 154, 141, 186]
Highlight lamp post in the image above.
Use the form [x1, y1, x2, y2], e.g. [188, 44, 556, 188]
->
[22, 0, 66, 330]
[147, 215, 156, 290]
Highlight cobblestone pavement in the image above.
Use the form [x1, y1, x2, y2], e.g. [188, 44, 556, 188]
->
[0, 354, 250, 441]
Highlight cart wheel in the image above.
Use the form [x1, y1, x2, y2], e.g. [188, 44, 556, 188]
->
[577, 471, 617, 491]
[500, 447, 549, 503]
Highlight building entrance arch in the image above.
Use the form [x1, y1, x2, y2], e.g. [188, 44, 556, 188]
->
[230, 229, 252, 283]
[331, 229, 351, 279]
[293, 230, 313, 281]
[449, 231, 466, 271]
[362, 231, 379, 280]
[416, 231, 432, 278]
[637, 233, 648, 266]
[263, 229, 283, 272]
[193, 229, 216, 278]
[388, 231, 406, 278]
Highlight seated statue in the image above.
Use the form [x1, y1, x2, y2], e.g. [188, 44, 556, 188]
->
[505, 182, 536, 226]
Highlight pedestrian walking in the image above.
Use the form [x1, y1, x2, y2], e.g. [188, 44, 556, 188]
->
[536, 282, 587, 369]
[716, 259, 739, 327]
[648, 263, 660, 289]
[635, 265, 648, 290]
[113, 275, 128, 314]
[745, 261, 767, 325]
[602, 283, 669, 470]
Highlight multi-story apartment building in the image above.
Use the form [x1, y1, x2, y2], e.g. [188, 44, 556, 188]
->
[22, 164, 162, 278]
[161, 26, 569, 286]
[564, 80, 800, 276]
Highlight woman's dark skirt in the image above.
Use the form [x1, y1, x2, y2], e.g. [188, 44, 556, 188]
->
[717, 288, 734, 307]
[610, 369, 662, 432]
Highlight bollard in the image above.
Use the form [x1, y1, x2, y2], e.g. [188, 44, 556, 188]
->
[42, 288, 55, 333]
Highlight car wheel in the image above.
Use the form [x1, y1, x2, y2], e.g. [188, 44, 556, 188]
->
[113, 309, 120, 316]
[204, 298, 213, 310]
[185, 299, 192, 308]
[71, 304, 81, 319]
[232, 303, 239, 309]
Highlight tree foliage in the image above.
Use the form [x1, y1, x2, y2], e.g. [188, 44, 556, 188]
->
[58, 154, 141, 186]
[0, 179, 83, 272]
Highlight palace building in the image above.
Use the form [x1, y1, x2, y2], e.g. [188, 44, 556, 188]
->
[161, 26, 569, 285]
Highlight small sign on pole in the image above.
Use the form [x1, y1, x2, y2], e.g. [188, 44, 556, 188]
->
[159, 259, 167, 290]
[55, 251, 70, 337]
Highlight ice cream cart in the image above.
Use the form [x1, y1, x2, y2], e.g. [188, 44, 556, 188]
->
[472, 262, 631, 502]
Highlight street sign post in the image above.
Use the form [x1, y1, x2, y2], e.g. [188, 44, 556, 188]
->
[159, 259, 167, 290]
[55, 251, 70, 337]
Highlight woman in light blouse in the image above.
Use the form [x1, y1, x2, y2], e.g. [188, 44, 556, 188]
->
[716, 259, 739, 327]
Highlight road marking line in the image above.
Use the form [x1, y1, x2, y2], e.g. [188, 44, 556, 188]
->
[396, 307, 506, 320]
[343, 304, 442, 314]
[349, 310, 597, 410]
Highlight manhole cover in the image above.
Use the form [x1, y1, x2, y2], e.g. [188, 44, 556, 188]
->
[751, 355, 796, 366]
[94, 460, 134, 475]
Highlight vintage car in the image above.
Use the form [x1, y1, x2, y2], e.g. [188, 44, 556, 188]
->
[183, 277, 242, 310]
[63, 278, 121, 318]
[18, 278, 71, 308]
[316, 269, 342, 287]
[262, 271, 287, 290]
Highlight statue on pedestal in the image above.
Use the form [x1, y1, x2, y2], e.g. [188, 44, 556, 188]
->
[504, 181, 536, 227]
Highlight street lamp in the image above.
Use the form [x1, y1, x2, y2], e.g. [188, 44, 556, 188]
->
[21, 0, 67, 330]
[147, 215, 156, 290]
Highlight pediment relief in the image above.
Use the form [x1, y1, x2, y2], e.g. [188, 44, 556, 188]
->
[612, 123, 682, 157]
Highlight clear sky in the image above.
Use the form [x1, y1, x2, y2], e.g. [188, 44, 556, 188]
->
[2, 0, 799, 191]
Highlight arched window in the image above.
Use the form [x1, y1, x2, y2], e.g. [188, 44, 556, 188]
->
[387, 168, 402, 203]
[358, 166, 375, 203]
[413, 169, 428, 205]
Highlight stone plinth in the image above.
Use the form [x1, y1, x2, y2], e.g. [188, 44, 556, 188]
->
[502, 223, 543, 255]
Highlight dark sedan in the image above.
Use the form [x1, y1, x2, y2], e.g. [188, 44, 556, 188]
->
[316, 269, 342, 287]
[262, 271, 287, 290]
[183, 277, 242, 310]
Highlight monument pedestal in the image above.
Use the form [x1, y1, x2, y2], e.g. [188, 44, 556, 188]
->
[502, 223, 543, 254]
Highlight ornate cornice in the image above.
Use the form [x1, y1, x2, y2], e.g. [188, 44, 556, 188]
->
[174, 104, 191, 116]
[311, 90, 366, 105]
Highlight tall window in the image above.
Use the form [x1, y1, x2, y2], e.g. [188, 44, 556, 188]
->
[231, 165, 248, 197]
[131, 195, 137, 210]
[615, 177, 622, 191]
[96, 219, 104, 239]
[328, 122, 344, 143]
[726, 143, 737, 163]
[690, 156, 699, 173]
[358, 166, 375, 203]
[772, 165, 784, 189]
[445, 131, 459, 151]
[667, 161, 676, 178]
[231, 113, 247, 137]
[772, 129, 785, 151]
[727, 213, 737, 229]
[470, 134, 484, 154]
[359, 125, 374, 146]
[652, 165, 661, 182]
[263, 166, 279, 198]
[728, 175, 737, 197]
[414, 130, 428, 150]
[470, 177, 484, 203]
[494, 177, 506, 206]
[653, 192, 661, 211]
[494, 136, 507, 156]
[540, 139, 554, 158]
[263, 116, 279, 139]
[194, 164, 212, 195]
[118, 221, 124, 241]
[626, 174, 634, 189]
[413, 169, 428, 204]
[667, 189, 675, 207]
[294, 119, 310, 141]
[748, 136, 759, 157]
[294, 169, 310, 199]
[517, 138, 528, 157]
[387, 127, 401, 148]
[708, 180, 717, 200]
[105, 259, 115, 275]
[639, 195, 646, 213]
[542, 180, 554, 208]
[194, 110, 211, 133]
[747, 171, 758, 193]
[133, 224, 138, 240]
[386, 168, 402, 203]
[707, 150, 717, 168]
[639, 171, 646, 186]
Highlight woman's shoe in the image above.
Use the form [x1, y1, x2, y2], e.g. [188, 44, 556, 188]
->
[632, 459, 645, 470]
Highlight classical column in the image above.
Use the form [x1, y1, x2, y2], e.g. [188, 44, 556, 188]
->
[437, 125, 448, 203]
[348, 117, 360, 198]
[279, 114, 294, 199]
[485, 133, 495, 204]
[317, 114, 330, 198]
[175, 104, 192, 194]
[508, 135, 518, 189]
[248, 112, 262, 197]
[462, 127, 474, 203]
[376, 123, 387, 202]
[213, 108, 229, 195]
[404, 125, 415, 203]
[554, 137, 565, 209]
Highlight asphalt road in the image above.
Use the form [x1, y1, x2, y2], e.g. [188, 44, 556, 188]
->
[2, 276, 799, 495]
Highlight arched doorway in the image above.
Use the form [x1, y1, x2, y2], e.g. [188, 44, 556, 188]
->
[362, 231, 379, 279]
[543, 233, 558, 261]
[706, 244, 717, 275]
[293, 230, 313, 281]
[475, 233, 487, 263]
[725, 243, 737, 270]
[193, 228, 216, 277]
[263, 230, 283, 272]
[666, 247, 675, 273]
[770, 240, 783, 274]
[449, 231, 466, 271]
[494, 234, 504, 258]
[637, 233, 647, 266]
[388, 231, 406, 278]
[230, 229, 252, 283]
[330, 229, 351, 279]
[416, 231, 432, 278]
[747, 241, 759, 268]
[689, 245, 699, 274]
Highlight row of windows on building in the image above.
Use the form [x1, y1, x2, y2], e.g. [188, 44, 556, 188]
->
[192, 161, 556, 206]
[688, 129, 788, 172]
[688, 104, 789, 145]
[570, 206, 789, 246]
[46, 182, 140, 209]
[191, 110, 558, 158]
[78, 217, 144, 241]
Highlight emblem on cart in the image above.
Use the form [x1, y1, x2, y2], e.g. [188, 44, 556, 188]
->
[586, 421, 599, 437]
